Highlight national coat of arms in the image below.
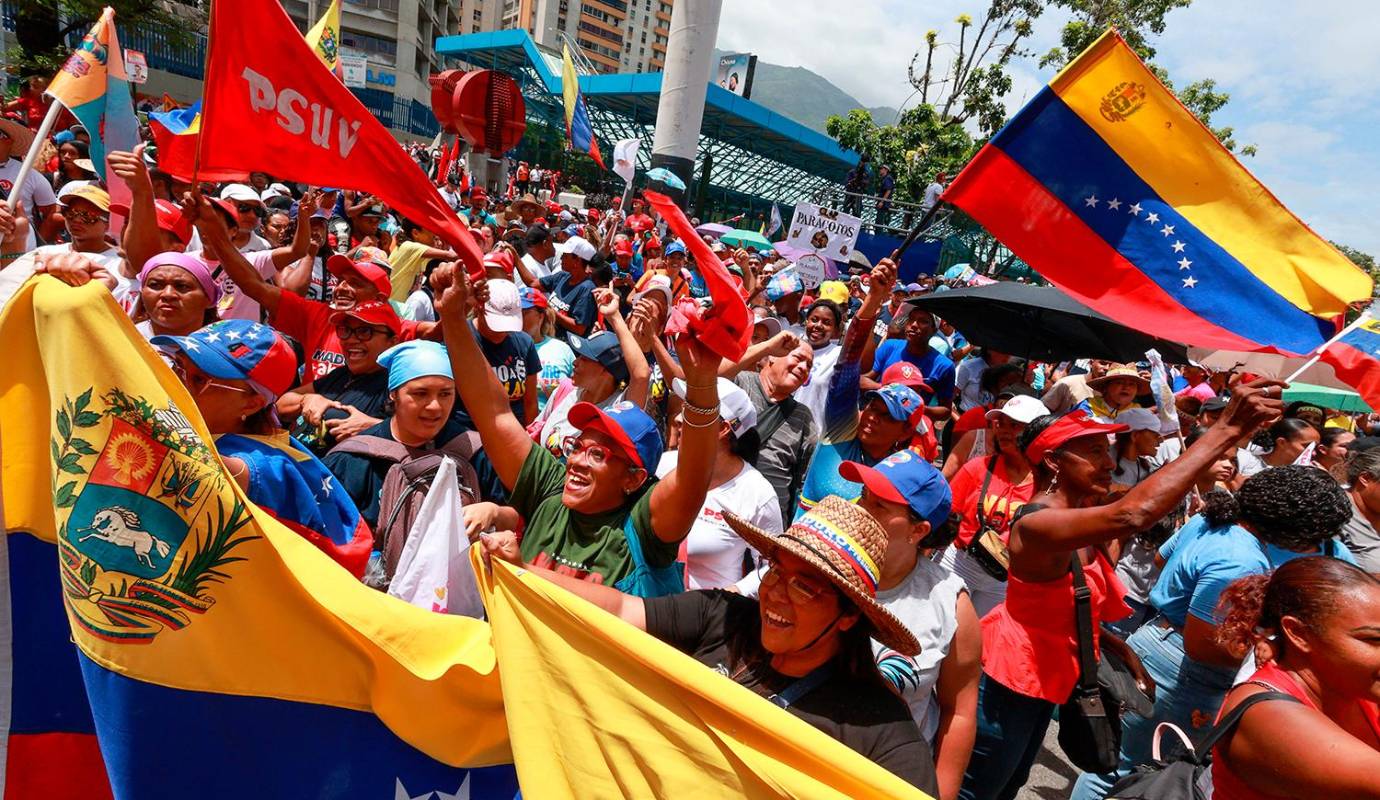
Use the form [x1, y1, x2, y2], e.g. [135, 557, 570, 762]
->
[53, 388, 255, 644]
[1099, 81, 1148, 123]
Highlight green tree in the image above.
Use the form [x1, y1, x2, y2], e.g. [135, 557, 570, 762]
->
[825, 104, 979, 206]
[1040, 0, 1256, 155]
[10, 1, 203, 77]
[1331, 241, 1379, 294]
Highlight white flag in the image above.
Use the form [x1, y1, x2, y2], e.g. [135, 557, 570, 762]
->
[768, 203, 783, 237]
[612, 138, 640, 185]
[388, 457, 485, 618]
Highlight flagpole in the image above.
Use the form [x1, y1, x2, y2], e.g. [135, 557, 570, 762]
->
[6, 102, 61, 213]
[890, 200, 944, 261]
[1283, 311, 1372, 384]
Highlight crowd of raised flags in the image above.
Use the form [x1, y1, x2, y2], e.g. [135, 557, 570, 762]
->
[1, 5, 1379, 800]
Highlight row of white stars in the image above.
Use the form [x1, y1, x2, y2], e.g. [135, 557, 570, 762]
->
[1084, 195, 1197, 289]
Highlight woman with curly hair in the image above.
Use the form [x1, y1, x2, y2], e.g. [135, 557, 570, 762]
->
[1071, 466, 1358, 799]
[1208, 557, 1380, 799]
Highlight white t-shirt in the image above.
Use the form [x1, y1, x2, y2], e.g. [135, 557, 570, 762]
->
[532, 383, 625, 457]
[520, 252, 557, 287]
[655, 451, 782, 590]
[183, 248, 278, 321]
[954, 355, 989, 411]
[873, 557, 966, 742]
[403, 289, 435, 322]
[923, 181, 943, 210]
[791, 340, 842, 431]
[0, 243, 124, 310]
[0, 158, 58, 250]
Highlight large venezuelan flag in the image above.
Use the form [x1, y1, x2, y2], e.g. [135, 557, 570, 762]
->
[0, 278, 517, 798]
[562, 44, 606, 169]
[944, 29, 1371, 356]
[1320, 316, 1380, 410]
[0, 278, 934, 799]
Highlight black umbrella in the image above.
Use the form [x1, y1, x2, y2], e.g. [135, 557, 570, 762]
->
[910, 283, 1189, 363]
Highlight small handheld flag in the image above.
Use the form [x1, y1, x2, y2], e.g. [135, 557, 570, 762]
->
[562, 44, 605, 169]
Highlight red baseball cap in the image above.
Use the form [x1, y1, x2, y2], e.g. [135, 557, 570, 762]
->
[645, 237, 662, 251]
[469, 187, 488, 203]
[483, 250, 515, 276]
[614, 239, 634, 257]
[326, 253, 392, 297]
[154, 199, 193, 244]
[880, 362, 933, 394]
[329, 299, 402, 336]
[1024, 411, 1127, 464]
[587, 208, 601, 221]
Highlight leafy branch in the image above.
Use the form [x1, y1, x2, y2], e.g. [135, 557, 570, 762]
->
[51, 388, 101, 509]
[169, 498, 255, 600]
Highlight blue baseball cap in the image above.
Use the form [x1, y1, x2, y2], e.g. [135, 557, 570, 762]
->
[568, 400, 663, 471]
[54, 130, 75, 145]
[151, 319, 298, 398]
[862, 383, 923, 422]
[518, 286, 548, 310]
[840, 450, 952, 529]
[664, 240, 687, 257]
[569, 331, 629, 383]
[320, 186, 340, 193]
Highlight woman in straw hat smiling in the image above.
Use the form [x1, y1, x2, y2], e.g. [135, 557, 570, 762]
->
[480, 494, 939, 793]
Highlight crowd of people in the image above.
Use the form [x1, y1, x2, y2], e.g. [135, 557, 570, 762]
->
[1, 93, 1378, 800]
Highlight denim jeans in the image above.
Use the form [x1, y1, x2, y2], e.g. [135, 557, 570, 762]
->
[1069, 619, 1237, 800]
[959, 674, 1056, 800]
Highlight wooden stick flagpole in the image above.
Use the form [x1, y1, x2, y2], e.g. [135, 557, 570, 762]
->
[5, 103, 61, 213]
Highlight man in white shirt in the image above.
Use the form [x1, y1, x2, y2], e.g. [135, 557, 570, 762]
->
[922, 172, 947, 212]
[0, 118, 60, 247]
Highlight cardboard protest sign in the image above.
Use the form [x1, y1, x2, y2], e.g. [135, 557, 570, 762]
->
[787, 203, 862, 260]
[795, 254, 828, 289]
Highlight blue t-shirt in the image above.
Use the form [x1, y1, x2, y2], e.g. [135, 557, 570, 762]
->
[870, 339, 956, 404]
[540, 272, 597, 341]
[1152, 514, 1356, 627]
[476, 326, 542, 424]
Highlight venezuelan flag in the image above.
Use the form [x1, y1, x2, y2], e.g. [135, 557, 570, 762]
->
[944, 29, 1371, 356]
[562, 44, 606, 169]
[1320, 316, 1380, 409]
[148, 101, 247, 182]
[0, 278, 517, 798]
[305, 0, 344, 78]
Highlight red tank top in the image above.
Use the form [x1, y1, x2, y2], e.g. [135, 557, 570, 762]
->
[1211, 662, 1380, 799]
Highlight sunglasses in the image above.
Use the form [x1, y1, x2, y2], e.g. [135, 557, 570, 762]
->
[335, 323, 390, 341]
[65, 208, 109, 224]
[761, 560, 830, 604]
[234, 202, 260, 214]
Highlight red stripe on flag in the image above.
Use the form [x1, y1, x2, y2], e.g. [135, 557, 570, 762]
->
[6, 732, 113, 799]
[1320, 344, 1380, 410]
[944, 146, 1274, 353]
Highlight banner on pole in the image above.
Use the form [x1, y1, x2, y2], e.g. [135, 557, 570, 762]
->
[786, 202, 861, 260]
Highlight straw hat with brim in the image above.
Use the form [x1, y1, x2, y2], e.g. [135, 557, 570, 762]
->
[510, 194, 543, 215]
[723, 495, 921, 656]
[0, 117, 35, 156]
[73, 157, 96, 174]
[1087, 365, 1151, 394]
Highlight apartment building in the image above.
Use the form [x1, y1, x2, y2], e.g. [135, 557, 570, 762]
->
[456, 0, 674, 74]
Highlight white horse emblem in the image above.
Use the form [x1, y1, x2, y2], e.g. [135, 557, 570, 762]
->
[77, 507, 172, 568]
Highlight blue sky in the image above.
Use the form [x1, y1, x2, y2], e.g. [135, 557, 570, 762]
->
[719, 0, 1380, 255]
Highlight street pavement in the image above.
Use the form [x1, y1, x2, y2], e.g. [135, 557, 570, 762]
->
[1019, 723, 1081, 799]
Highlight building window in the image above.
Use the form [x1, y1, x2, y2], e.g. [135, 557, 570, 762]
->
[340, 30, 398, 59]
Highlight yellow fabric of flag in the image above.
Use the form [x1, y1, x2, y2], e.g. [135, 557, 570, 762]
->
[305, 0, 344, 76]
[477, 553, 934, 799]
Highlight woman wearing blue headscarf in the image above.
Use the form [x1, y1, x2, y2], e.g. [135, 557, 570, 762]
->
[322, 340, 504, 530]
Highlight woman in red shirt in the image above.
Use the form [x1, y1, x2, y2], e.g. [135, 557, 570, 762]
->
[1209, 557, 1380, 799]
[957, 381, 1283, 800]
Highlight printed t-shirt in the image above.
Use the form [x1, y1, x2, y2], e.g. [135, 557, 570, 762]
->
[535, 336, 575, 411]
[870, 339, 956, 404]
[625, 212, 656, 234]
[643, 590, 939, 794]
[509, 445, 673, 586]
[189, 248, 279, 321]
[539, 271, 597, 340]
[655, 451, 782, 590]
[270, 291, 419, 381]
[1151, 514, 1356, 628]
[0, 243, 124, 309]
[476, 327, 541, 424]
[874, 558, 967, 742]
[950, 456, 1034, 548]
[0, 158, 58, 250]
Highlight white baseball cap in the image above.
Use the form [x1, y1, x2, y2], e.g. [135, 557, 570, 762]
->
[754, 316, 784, 338]
[986, 394, 1050, 424]
[631, 274, 674, 307]
[557, 235, 597, 262]
[219, 183, 262, 205]
[1117, 406, 1161, 432]
[483, 279, 523, 333]
[673, 377, 757, 436]
[260, 183, 292, 201]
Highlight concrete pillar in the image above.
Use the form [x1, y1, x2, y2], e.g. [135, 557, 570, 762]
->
[650, 0, 723, 207]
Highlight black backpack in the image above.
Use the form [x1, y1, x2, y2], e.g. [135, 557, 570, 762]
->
[1106, 689, 1300, 799]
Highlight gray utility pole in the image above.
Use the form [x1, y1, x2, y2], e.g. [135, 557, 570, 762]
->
[649, 0, 722, 207]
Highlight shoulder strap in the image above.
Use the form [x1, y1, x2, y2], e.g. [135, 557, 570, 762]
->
[974, 455, 999, 530]
[771, 663, 834, 709]
[1069, 554, 1099, 693]
[327, 435, 410, 462]
[1193, 690, 1302, 757]
[439, 430, 482, 461]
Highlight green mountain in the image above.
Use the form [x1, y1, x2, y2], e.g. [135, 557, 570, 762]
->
[722, 52, 899, 132]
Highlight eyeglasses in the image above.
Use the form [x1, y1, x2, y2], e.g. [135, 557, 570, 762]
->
[172, 363, 250, 396]
[760, 560, 829, 604]
[335, 323, 389, 341]
[65, 208, 109, 225]
[561, 436, 636, 468]
[234, 202, 260, 214]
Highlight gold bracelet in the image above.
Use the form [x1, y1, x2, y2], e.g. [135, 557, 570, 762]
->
[681, 411, 721, 429]
[681, 400, 720, 417]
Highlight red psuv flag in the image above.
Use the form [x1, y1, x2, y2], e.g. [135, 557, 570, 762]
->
[198, 0, 482, 274]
